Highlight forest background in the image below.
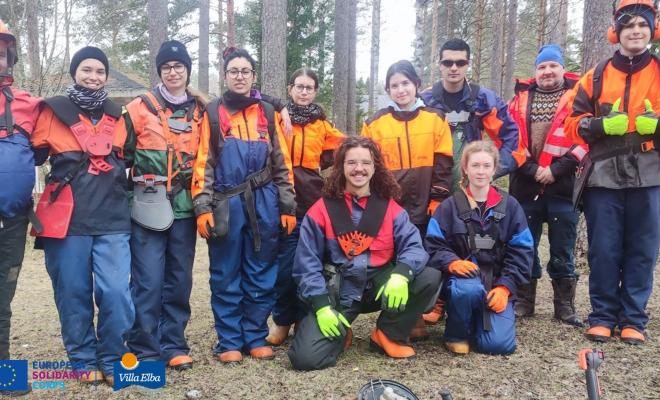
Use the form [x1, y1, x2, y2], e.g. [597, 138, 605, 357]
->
[3, 0, 660, 136]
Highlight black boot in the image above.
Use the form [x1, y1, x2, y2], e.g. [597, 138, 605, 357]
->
[552, 277, 584, 327]
[514, 279, 537, 317]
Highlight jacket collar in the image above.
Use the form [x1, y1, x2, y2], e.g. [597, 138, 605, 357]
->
[465, 185, 502, 211]
[611, 50, 652, 74]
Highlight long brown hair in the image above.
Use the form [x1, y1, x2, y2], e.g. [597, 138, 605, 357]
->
[323, 136, 401, 200]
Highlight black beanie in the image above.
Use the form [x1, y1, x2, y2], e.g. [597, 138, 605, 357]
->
[156, 40, 192, 80]
[69, 46, 109, 79]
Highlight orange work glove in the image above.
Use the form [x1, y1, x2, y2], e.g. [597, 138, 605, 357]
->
[487, 286, 510, 314]
[427, 200, 441, 216]
[447, 259, 480, 278]
[197, 213, 214, 239]
[281, 214, 296, 235]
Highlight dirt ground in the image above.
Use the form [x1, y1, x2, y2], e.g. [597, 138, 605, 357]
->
[6, 234, 660, 400]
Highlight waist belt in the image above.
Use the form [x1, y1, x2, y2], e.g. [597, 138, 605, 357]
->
[589, 133, 656, 162]
[212, 167, 272, 251]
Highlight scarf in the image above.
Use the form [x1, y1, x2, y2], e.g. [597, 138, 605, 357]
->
[66, 84, 108, 111]
[222, 89, 260, 111]
[158, 83, 189, 105]
[286, 103, 326, 126]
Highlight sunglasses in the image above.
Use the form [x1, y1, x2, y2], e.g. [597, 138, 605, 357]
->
[440, 59, 469, 68]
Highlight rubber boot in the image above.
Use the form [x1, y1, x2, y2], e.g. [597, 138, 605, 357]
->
[409, 317, 430, 342]
[552, 277, 584, 327]
[422, 298, 444, 325]
[514, 279, 537, 318]
[266, 324, 291, 346]
[369, 329, 415, 359]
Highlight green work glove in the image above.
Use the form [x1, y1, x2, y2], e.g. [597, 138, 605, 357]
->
[375, 273, 409, 313]
[315, 306, 350, 339]
[602, 98, 628, 136]
[636, 99, 659, 135]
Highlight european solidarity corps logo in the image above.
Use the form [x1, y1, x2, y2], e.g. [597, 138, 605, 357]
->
[113, 352, 166, 391]
[0, 360, 28, 391]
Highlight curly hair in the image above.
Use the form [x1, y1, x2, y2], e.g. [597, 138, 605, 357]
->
[323, 136, 401, 200]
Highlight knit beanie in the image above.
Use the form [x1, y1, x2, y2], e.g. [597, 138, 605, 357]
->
[69, 46, 109, 79]
[535, 45, 564, 67]
[156, 40, 192, 81]
[616, 5, 656, 37]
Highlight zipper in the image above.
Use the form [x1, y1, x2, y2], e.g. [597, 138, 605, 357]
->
[291, 134, 297, 166]
[404, 121, 412, 168]
[241, 109, 250, 140]
[623, 57, 633, 112]
[300, 126, 306, 166]
[396, 137, 404, 169]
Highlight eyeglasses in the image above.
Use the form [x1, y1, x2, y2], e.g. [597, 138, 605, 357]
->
[440, 59, 469, 68]
[292, 84, 316, 93]
[344, 160, 373, 168]
[226, 68, 255, 78]
[160, 64, 186, 74]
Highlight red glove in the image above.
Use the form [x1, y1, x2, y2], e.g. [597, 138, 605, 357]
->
[447, 260, 479, 278]
[197, 213, 214, 239]
[427, 200, 441, 216]
[487, 286, 510, 313]
[281, 214, 296, 235]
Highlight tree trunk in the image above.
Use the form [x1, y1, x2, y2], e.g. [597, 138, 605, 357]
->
[6, 0, 24, 80]
[548, 0, 568, 49]
[199, 0, 210, 93]
[332, 0, 349, 132]
[445, 0, 454, 39]
[489, 0, 505, 96]
[472, 0, 486, 84]
[227, 0, 236, 47]
[218, 0, 225, 94]
[503, 0, 517, 100]
[148, 0, 168, 87]
[413, 0, 427, 79]
[261, 0, 288, 100]
[25, 0, 40, 82]
[581, 0, 617, 73]
[537, 0, 547, 48]
[368, 0, 380, 115]
[430, 0, 439, 83]
[346, 0, 357, 135]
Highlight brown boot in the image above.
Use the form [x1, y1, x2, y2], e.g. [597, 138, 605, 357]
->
[343, 328, 353, 351]
[514, 279, 537, 317]
[422, 298, 444, 325]
[552, 277, 584, 327]
[266, 324, 291, 346]
[409, 317, 430, 342]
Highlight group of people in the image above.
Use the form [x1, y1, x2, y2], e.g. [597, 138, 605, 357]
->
[0, 0, 657, 390]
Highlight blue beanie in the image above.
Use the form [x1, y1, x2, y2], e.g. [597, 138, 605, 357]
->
[535, 45, 564, 67]
[616, 5, 655, 37]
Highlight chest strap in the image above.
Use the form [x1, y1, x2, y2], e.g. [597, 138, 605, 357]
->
[323, 194, 388, 260]
[45, 96, 121, 175]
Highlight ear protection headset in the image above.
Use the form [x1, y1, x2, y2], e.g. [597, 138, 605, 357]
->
[607, 0, 660, 43]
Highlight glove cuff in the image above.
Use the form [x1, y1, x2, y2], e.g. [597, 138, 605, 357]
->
[392, 262, 414, 281]
[310, 294, 332, 313]
[495, 285, 511, 296]
[589, 117, 606, 139]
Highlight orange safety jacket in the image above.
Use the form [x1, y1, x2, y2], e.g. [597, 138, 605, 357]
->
[31, 103, 131, 235]
[362, 106, 453, 225]
[565, 51, 659, 189]
[508, 73, 588, 202]
[284, 118, 344, 217]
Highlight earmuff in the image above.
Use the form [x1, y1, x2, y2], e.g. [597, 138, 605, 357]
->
[607, 0, 660, 43]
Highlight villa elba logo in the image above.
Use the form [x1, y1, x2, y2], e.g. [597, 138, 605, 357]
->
[113, 353, 165, 391]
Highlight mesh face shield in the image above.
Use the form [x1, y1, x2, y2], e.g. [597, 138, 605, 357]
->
[0, 35, 17, 86]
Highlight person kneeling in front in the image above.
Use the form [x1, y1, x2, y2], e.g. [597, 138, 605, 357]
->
[288, 136, 441, 371]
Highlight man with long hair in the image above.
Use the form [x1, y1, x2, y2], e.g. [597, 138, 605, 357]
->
[287, 136, 441, 371]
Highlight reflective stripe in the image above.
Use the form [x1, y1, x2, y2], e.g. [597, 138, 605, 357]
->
[541, 143, 567, 157]
[552, 127, 566, 137]
[570, 145, 587, 161]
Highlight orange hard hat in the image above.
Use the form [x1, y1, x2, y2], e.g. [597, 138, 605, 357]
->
[0, 20, 15, 44]
[608, 0, 660, 43]
[613, 0, 657, 15]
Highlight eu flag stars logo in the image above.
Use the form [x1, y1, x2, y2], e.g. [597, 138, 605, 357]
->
[0, 360, 28, 391]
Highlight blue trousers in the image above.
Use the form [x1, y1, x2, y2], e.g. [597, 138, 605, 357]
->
[272, 219, 305, 326]
[128, 218, 196, 362]
[443, 276, 516, 355]
[207, 190, 280, 353]
[520, 196, 579, 280]
[583, 186, 660, 331]
[43, 234, 134, 375]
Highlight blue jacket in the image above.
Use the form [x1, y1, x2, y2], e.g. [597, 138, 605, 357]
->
[422, 82, 524, 177]
[425, 186, 533, 297]
[293, 193, 429, 310]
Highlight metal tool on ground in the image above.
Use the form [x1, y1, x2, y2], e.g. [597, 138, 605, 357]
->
[356, 379, 418, 400]
[578, 348, 604, 400]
